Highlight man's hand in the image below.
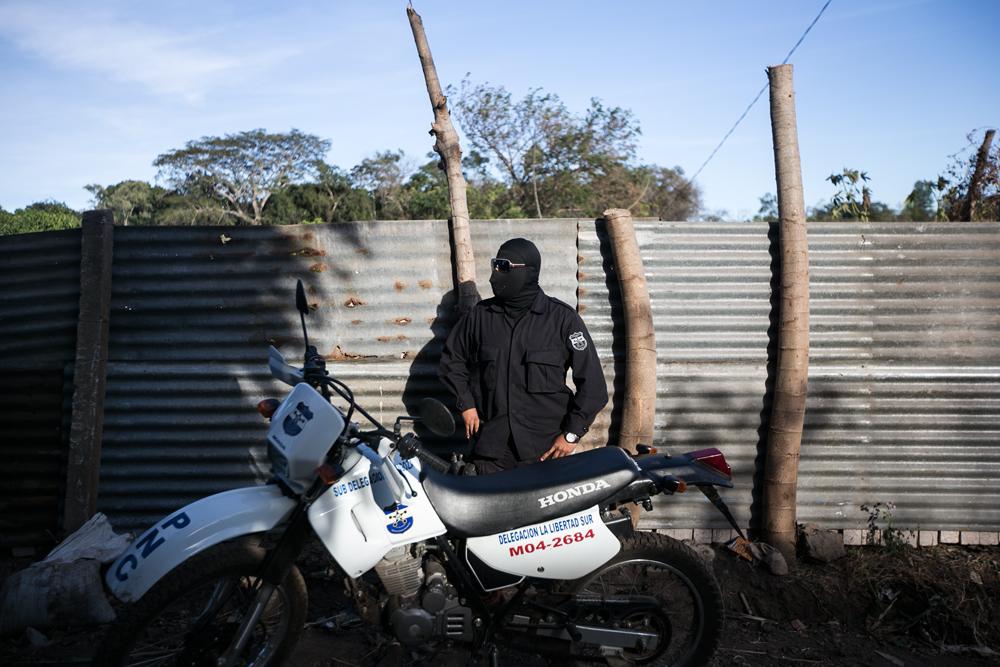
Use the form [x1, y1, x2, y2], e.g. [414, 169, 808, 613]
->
[540, 434, 576, 461]
[461, 408, 481, 440]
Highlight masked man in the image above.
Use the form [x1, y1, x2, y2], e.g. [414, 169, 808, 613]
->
[439, 238, 609, 473]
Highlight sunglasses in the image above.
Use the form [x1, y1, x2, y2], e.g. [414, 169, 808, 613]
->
[490, 258, 527, 273]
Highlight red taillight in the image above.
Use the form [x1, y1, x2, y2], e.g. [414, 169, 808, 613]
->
[688, 448, 732, 478]
[257, 398, 281, 419]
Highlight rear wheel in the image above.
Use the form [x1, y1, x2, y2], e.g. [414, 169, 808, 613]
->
[95, 540, 307, 667]
[566, 532, 722, 667]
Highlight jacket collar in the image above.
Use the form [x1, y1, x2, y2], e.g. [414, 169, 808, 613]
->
[485, 288, 547, 314]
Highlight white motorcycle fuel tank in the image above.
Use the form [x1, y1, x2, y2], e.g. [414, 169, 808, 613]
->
[307, 439, 446, 577]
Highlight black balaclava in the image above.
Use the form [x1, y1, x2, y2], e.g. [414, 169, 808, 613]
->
[489, 238, 541, 318]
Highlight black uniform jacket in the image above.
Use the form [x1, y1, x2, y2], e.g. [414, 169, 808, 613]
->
[438, 290, 609, 460]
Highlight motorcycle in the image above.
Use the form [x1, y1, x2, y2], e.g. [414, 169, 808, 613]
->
[96, 281, 741, 667]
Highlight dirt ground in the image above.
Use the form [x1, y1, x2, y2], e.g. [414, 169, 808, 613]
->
[2, 541, 998, 666]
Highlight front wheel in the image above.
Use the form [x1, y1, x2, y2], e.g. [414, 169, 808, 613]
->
[95, 539, 307, 667]
[567, 532, 722, 667]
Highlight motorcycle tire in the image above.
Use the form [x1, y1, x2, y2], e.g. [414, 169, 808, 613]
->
[566, 532, 722, 667]
[94, 539, 307, 667]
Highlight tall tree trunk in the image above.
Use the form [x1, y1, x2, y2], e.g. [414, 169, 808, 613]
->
[764, 64, 810, 562]
[961, 129, 996, 222]
[406, 6, 479, 311]
[603, 208, 656, 453]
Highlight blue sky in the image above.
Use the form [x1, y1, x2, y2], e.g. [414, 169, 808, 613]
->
[0, 0, 997, 219]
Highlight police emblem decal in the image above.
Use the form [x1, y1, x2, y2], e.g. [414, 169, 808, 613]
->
[384, 503, 414, 534]
[569, 331, 587, 351]
[282, 402, 315, 436]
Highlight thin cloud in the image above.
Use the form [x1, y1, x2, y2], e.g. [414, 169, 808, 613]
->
[0, 3, 294, 103]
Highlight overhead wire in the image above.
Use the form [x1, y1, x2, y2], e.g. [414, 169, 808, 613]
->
[688, 0, 833, 183]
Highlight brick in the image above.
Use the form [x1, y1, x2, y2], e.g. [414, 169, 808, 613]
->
[961, 532, 981, 546]
[843, 529, 865, 546]
[901, 531, 918, 547]
[660, 529, 693, 540]
[918, 531, 938, 547]
[980, 532, 999, 546]
[940, 531, 960, 544]
[693, 529, 713, 544]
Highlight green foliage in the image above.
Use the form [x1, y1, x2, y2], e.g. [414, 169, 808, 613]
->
[0, 201, 81, 235]
[263, 164, 370, 224]
[403, 159, 451, 220]
[827, 168, 872, 221]
[350, 150, 409, 220]
[810, 169, 897, 222]
[153, 129, 331, 225]
[85, 180, 171, 226]
[936, 130, 1000, 221]
[753, 193, 779, 222]
[860, 501, 907, 552]
[451, 78, 699, 219]
[898, 180, 940, 221]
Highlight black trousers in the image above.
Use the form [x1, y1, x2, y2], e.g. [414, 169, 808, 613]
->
[470, 434, 537, 474]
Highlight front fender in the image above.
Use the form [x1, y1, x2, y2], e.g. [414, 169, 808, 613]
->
[105, 484, 296, 603]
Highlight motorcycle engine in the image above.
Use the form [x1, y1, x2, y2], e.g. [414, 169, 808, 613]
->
[374, 546, 473, 646]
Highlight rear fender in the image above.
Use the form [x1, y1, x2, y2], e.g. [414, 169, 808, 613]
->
[636, 448, 735, 489]
[105, 484, 297, 603]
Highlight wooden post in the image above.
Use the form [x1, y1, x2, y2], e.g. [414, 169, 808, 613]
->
[64, 210, 115, 534]
[961, 129, 996, 222]
[603, 208, 656, 453]
[406, 5, 479, 311]
[764, 64, 810, 562]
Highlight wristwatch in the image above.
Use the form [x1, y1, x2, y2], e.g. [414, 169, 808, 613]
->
[563, 432, 579, 444]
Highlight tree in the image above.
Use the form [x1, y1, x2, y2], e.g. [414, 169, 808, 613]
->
[349, 150, 409, 220]
[153, 129, 330, 225]
[452, 79, 650, 218]
[629, 166, 701, 221]
[809, 168, 897, 222]
[403, 158, 451, 220]
[264, 163, 372, 224]
[753, 193, 779, 222]
[827, 168, 872, 221]
[85, 180, 170, 226]
[898, 180, 939, 221]
[0, 201, 81, 235]
[938, 129, 1000, 221]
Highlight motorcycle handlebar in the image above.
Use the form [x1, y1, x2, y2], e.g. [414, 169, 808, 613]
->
[396, 433, 451, 474]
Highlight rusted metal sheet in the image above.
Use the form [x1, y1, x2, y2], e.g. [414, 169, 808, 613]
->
[108, 221, 577, 362]
[581, 220, 1000, 533]
[9, 219, 1000, 536]
[99, 220, 578, 529]
[0, 229, 80, 551]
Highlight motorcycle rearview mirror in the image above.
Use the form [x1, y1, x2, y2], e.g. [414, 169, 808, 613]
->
[419, 398, 456, 437]
[295, 280, 309, 316]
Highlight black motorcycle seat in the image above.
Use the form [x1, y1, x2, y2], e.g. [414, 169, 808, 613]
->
[421, 446, 641, 538]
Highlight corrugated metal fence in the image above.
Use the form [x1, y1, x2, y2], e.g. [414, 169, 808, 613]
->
[581, 221, 1000, 532]
[0, 229, 81, 548]
[2, 219, 999, 540]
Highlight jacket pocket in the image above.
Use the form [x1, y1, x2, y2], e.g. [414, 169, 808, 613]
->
[477, 345, 500, 389]
[525, 347, 567, 393]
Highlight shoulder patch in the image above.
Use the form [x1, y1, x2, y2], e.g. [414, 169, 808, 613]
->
[569, 331, 588, 351]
